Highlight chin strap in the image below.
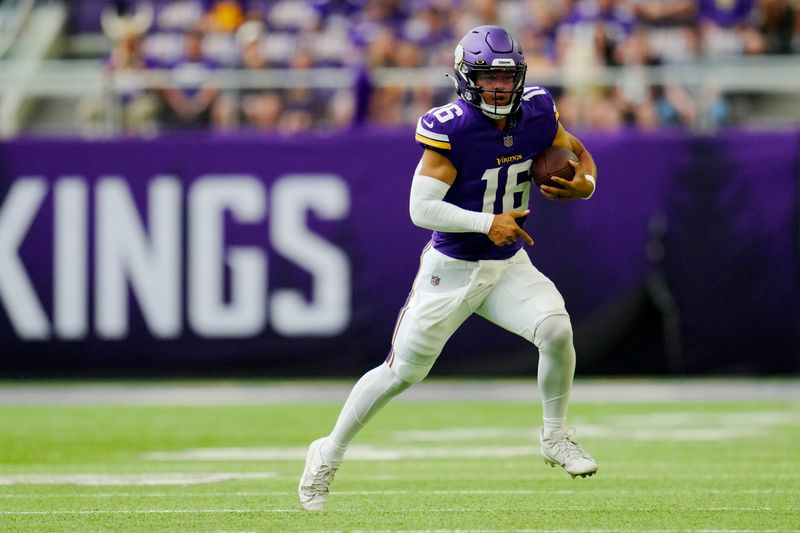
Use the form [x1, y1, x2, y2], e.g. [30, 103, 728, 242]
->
[480, 98, 514, 119]
[451, 74, 519, 118]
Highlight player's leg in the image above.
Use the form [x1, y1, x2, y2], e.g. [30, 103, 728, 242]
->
[476, 250, 597, 477]
[327, 246, 476, 453]
[298, 362, 411, 511]
[386, 245, 480, 384]
[299, 246, 476, 510]
[533, 313, 575, 439]
[320, 364, 410, 464]
[475, 251, 573, 433]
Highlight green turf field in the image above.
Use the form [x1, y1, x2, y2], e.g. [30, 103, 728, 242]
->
[0, 387, 798, 532]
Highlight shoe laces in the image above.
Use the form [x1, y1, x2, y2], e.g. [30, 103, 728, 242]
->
[307, 464, 338, 495]
[549, 428, 591, 461]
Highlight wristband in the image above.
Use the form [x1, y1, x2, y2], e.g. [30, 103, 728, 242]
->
[582, 175, 596, 200]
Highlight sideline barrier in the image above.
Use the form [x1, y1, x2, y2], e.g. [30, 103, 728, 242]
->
[0, 128, 797, 376]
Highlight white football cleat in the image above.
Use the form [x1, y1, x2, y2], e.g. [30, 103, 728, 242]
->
[298, 437, 339, 511]
[540, 428, 598, 478]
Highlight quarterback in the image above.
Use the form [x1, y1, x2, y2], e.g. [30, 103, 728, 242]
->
[299, 25, 598, 511]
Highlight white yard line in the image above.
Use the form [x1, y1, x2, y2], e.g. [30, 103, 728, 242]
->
[4, 528, 795, 533]
[0, 472, 279, 486]
[370, 530, 800, 533]
[0, 488, 793, 498]
[0, 508, 299, 515]
[161, 530, 800, 533]
[0, 507, 793, 515]
[331, 530, 800, 533]
[1, 471, 798, 485]
[33, 529, 783, 533]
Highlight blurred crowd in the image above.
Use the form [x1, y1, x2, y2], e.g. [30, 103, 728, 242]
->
[95, 0, 800, 134]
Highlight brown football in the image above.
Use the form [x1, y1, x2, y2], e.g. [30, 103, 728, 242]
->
[531, 146, 579, 189]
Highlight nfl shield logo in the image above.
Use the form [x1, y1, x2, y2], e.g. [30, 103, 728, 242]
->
[503, 135, 513, 147]
[430, 274, 441, 286]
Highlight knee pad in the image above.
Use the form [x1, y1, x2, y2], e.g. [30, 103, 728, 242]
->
[533, 314, 573, 352]
[377, 362, 414, 393]
[387, 351, 435, 385]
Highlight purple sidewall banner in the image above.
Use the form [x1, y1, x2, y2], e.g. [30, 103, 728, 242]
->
[0, 128, 798, 377]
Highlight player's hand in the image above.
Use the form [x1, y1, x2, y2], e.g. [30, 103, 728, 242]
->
[540, 160, 595, 201]
[487, 210, 534, 247]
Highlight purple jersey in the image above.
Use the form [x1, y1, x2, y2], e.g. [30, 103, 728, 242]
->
[414, 87, 559, 261]
[698, 0, 755, 27]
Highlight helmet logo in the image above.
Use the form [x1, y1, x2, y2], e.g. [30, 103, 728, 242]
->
[491, 58, 516, 67]
[454, 44, 464, 64]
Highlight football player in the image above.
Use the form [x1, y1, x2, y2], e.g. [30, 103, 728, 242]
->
[299, 25, 598, 511]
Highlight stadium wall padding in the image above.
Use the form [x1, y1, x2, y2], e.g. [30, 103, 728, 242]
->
[0, 128, 798, 377]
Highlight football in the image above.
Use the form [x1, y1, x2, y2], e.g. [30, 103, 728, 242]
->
[531, 146, 579, 189]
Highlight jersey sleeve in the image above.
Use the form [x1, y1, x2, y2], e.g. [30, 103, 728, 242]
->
[415, 108, 455, 152]
[522, 85, 560, 123]
[521, 86, 560, 145]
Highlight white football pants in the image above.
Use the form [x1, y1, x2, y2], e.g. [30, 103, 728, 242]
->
[388, 244, 571, 384]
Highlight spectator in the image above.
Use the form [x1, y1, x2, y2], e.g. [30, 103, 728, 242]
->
[81, 0, 800, 134]
[455, 0, 502, 34]
[556, 0, 635, 66]
[267, 0, 321, 32]
[203, 0, 245, 32]
[631, 0, 697, 64]
[363, 27, 399, 124]
[403, 4, 454, 65]
[279, 48, 327, 131]
[514, 1, 565, 66]
[349, 0, 407, 49]
[160, 28, 222, 129]
[698, 0, 765, 56]
[156, 0, 205, 32]
[78, 1, 158, 135]
[106, 32, 160, 135]
[758, 0, 800, 54]
[214, 19, 283, 130]
[309, 0, 364, 26]
[393, 39, 435, 124]
[633, 0, 696, 26]
[613, 29, 660, 128]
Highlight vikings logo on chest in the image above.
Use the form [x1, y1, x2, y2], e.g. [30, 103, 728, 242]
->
[496, 153, 523, 165]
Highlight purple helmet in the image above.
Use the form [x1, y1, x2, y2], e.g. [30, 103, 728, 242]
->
[452, 25, 527, 119]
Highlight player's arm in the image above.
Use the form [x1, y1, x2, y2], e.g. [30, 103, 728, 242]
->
[409, 149, 533, 246]
[540, 123, 597, 201]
